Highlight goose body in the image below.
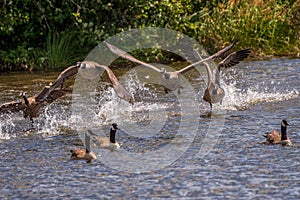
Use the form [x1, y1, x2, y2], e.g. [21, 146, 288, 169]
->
[70, 148, 97, 163]
[93, 123, 120, 149]
[77, 61, 134, 104]
[263, 119, 292, 146]
[70, 132, 97, 163]
[0, 65, 76, 123]
[0, 88, 70, 123]
[191, 47, 251, 110]
[105, 41, 246, 94]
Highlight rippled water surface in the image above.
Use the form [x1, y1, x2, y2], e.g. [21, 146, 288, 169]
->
[0, 58, 299, 199]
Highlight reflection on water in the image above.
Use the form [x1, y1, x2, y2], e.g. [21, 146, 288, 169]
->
[0, 58, 300, 199]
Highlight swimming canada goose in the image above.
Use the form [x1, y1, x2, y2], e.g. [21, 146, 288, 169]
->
[70, 131, 97, 163]
[190, 47, 251, 110]
[263, 119, 292, 146]
[91, 123, 121, 149]
[77, 61, 134, 104]
[105, 41, 243, 94]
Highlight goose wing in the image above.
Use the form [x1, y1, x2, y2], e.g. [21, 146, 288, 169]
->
[215, 49, 250, 86]
[89, 61, 134, 104]
[0, 100, 24, 114]
[36, 65, 78, 102]
[178, 41, 238, 74]
[105, 41, 161, 73]
[181, 46, 214, 83]
[218, 48, 251, 69]
[265, 130, 281, 144]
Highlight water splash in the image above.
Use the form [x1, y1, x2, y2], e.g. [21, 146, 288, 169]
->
[0, 113, 17, 140]
[222, 80, 299, 111]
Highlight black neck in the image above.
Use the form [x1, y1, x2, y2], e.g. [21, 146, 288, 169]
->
[281, 125, 288, 140]
[110, 128, 117, 143]
[22, 95, 29, 105]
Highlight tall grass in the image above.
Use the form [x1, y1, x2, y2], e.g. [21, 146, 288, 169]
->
[197, 0, 300, 56]
[41, 30, 84, 70]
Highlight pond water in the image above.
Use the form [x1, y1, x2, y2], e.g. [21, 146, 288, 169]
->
[0, 58, 299, 199]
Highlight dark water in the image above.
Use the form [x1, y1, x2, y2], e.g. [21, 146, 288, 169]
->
[0, 58, 299, 199]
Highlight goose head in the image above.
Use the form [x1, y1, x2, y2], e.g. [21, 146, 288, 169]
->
[77, 61, 100, 80]
[281, 119, 289, 127]
[112, 123, 118, 130]
[19, 91, 29, 105]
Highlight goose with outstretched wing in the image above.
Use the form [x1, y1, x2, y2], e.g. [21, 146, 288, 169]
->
[105, 41, 239, 94]
[0, 61, 134, 123]
[187, 46, 251, 110]
[0, 88, 71, 123]
[42, 61, 134, 104]
[76, 61, 134, 104]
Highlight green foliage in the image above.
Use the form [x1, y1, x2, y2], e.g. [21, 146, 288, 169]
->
[40, 30, 84, 70]
[0, 0, 299, 71]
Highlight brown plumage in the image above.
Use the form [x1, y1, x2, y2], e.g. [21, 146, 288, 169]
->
[77, 61, 134, 104]
[70, 148, 97, 163]
[92, 123, 120, 149]
[200, 49, 251, 110]
[263, 119, 292, 146]
[0, 65, 78, 122]
[0, 87, 71, 123]
[38, 65, 78, 102]
[70, 132, 97, 163]
[105, 41, 240, 94]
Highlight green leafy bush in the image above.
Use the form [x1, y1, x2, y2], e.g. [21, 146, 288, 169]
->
[0, 0, 299, 71]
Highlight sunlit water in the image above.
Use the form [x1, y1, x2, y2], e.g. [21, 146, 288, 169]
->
[0, 58, 299, 199]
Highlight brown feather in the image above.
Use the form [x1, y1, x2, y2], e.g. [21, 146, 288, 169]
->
[70, 148, 97, 163]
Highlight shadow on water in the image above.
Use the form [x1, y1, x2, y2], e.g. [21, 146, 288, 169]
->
[0, 58, 300, 199]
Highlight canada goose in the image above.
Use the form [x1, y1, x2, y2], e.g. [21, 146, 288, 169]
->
[20, 91, 40, 123]
[70, 131, 97, 163]
[92, 123, 121, 149]
[105, 41, 244, 94]
[0, 88, 71, 123]
[263, 119, 292, 146]
[0, 64, 78, 122]
[191, 48, 251, 110]
[76, 61, 134, 104]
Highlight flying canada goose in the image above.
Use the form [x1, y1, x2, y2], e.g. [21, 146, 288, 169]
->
[263, 119, 292, 146]
[0, 87, 71, 123]
[189, 47, 251, 110]
[0, 65, 78, 122]
[105, 41, 248, 94]
[76, 61, 134, 104]
[40, 62, 134, 104]
[70, 131, 97, 163]
[91, 123, 121, 149]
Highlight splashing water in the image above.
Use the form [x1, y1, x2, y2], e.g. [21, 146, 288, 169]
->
[222, 79, 299, 111]
[69, 70, 164, 134]
[1, 61, 299, 139]
[0, 113, 17, 140]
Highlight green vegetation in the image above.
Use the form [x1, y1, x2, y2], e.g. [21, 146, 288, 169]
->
[0, 0, 299, 71]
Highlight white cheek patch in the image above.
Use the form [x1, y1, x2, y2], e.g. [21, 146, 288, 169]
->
[281, 122, 286, 127]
